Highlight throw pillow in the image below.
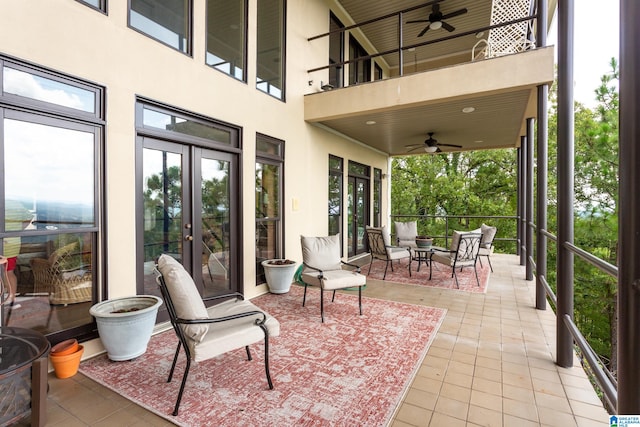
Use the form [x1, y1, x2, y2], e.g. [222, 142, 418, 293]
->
[157, 254, 209, 343]
[301, 234, 342, 271]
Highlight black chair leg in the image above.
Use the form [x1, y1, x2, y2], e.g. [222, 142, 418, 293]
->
[302, 284, 308, 307]
[487, 256, 494, 272]
[258, 324, 274, 390]
[383, 262, 389, 280]
[358, 285, 362, 315]
[172, 358, 191, 416]
[453, 271, 460, 288]
[320, 288, 325, 323]
[245, 345, 252, 361]
[168, 341, 182, 383]
[474, 267, 480, 286]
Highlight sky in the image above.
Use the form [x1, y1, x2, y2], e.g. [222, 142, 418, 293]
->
[547, 0, 620, 108]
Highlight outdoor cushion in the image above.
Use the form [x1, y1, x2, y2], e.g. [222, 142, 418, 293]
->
[481, 224, 497, 248]
[395, 221, 418, 247]
[301, 269, 366, 290]
[301, 234, 342, 271]
[157, 254, 209, 343]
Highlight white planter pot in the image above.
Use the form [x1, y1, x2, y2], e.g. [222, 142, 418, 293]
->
[89, 295, 163, 361]
[261, 260, 297, 294]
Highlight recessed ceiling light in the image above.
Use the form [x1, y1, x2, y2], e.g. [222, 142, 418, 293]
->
[408, 47, 416, 52]
[474, 140, 484, 144]
[475, 31, 485, 39]
[365, 120, 376, 125]
[462, 107, 475, 113]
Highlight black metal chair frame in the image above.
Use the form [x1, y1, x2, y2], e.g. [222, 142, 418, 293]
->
[156, 273, 273, 416]
[301, 260, 364, 323]
[429, 233, 483, 288]
[478, 232, 497, 273]
[365, 227, 412, 280]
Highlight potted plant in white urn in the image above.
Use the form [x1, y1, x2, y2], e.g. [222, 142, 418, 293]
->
[261, 259, 297, 294]
[89, 295, 163, 361]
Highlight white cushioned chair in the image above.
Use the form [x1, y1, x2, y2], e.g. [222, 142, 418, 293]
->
[429, 232, 483, 288]
[478, 224, 497, 272]
[300, 235, 366, 323]
[394, 221, 418, 248]
[365, 226, 412, 280]
[156, 254, 280, 416]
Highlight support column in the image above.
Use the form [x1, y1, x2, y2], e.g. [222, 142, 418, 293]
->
[516, 147, 522, 257]
[536, 0, 549, 310]
[617, 0, 640, 414]
[526, 118, 534, 281]
[556, 0, 575, 368]
[519, 138, 527, 266]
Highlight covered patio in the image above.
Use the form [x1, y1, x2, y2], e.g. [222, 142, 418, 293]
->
[34, 254, 608, 426]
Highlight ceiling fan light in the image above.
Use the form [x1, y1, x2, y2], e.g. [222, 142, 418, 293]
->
[429, 21, 442, 30]
[424, 146, 438, 153]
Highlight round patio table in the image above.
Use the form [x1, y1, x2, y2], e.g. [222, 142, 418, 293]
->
[412, 247, 433, 272]
[0, 326, 50, 427]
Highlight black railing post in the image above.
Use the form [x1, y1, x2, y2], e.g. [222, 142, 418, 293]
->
[516, 147, 522, 257]
[617, 0, 640, 414]
[536, 0, 549, 310]
[556, 0, 575, 368]
[519, 137, 527, 266]
[526, 118, 534, 281]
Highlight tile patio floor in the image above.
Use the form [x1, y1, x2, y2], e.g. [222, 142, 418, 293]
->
[19, 254, 609, 426]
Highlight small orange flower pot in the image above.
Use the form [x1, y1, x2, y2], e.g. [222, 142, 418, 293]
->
[51, 339, 79, 356]
[50, 345, 84, 379]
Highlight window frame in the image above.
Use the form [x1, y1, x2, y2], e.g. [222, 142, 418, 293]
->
[328, 155, 344, 256]
[256, 0, 286, 100]
[205, 0, 248, 82]
[76, 0, 107, 14]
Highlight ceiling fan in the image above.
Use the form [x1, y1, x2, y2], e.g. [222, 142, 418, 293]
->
[407, 3, 468, 37]
[406, 132, 462, 153]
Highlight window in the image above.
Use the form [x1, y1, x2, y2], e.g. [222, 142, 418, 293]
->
[206, 0, 247, 81]
[373, 168, 382, 227]
[329, 13, 344, 88]
[256, 0, 285, 99]
[0, 56, 104, 341]
[129, 0, 191, 54]
[76, 0, 106, 13]
[256, 135, 284, 284]
[349, 35, 371, 85]
[328, 155, 343, 241]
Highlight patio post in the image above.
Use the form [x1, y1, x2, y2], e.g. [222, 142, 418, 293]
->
[516, 147, 522, 258]
[526, 118, 534, 281]
[536, 0, 549, 310]
[617, 0, 640, 414]
[556, 0, 575, 368]
[519, 138, 527, 266]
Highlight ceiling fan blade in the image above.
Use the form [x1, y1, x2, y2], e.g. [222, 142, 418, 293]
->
[417, 25, 430, 37]
[442, 8, 468, 20]
[404, 143, 424, 148]
[438, 143, 463, 148]
[407, 146, 424, 153]
[406, 19, 430, 24]
[441, 21, 455, 32]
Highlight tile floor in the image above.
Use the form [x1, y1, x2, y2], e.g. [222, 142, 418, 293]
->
[16, 254, 609, 426]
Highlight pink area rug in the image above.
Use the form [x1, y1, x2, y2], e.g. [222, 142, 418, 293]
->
[366, 255, 491, 293]
[79, 285, 446, 426]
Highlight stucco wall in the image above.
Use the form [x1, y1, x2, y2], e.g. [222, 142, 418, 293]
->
[0, 0, 389, 307]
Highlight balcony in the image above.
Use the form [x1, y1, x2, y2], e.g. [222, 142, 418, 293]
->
[31, 253, 608, 426]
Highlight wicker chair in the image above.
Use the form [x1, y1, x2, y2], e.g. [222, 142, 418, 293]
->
[30, 242, 92, 305]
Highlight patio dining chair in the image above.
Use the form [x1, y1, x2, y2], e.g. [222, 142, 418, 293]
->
[429, 232, 483, 288]
[365, 226, 412, 280]
[155, 254, 280, 416]
[300, 234, 366, 322]
[478, 224, 497, 272]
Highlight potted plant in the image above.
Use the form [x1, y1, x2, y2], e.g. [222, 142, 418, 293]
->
[261, 259, 297, 294]
[415, 235, 433, 249]
[89, 295, 163, 361]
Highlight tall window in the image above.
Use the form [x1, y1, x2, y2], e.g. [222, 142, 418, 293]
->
[256, 0, 285, 99]
[328, 155, 343, 242]
[349, 35, 371, 85]
[206, 0, 247, 81]
[373, 168, 382, 227]
[329, 13, 344, 88]
[129, 0, 191, 54]
[1, 57, 104, 341]
[256, 135, 284, 284]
